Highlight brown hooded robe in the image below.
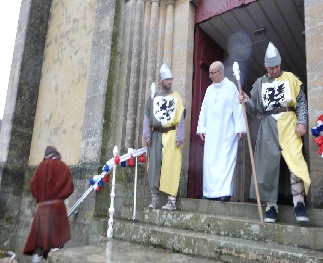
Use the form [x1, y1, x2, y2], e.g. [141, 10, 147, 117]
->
[23, 159, 74, 258]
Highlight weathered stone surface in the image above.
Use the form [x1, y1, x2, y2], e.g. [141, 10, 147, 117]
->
[48, 239, 219, 263]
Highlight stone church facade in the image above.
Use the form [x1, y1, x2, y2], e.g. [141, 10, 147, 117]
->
[0, 0, 322, 261]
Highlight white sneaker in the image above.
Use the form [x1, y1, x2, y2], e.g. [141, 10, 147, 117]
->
[148, 202, 157, 209]
[162, 200, 176, 210]
[148, 196, 159, 209]
[32, 254, 42, 263]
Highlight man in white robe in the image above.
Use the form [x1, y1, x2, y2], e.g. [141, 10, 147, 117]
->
[197, 61, 246, 201]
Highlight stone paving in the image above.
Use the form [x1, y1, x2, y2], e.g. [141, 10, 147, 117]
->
[48, 239, 222, 263]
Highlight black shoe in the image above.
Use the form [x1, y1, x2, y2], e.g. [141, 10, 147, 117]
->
[220, 196, 231, 202]
[201, 196, 220, 201]
[264, 206, 277, 223]
[294, 202, 309, 223]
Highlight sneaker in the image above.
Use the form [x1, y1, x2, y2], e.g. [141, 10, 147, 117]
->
[162, 200, 176, 210]
[264, 206, 277, 223]
[32, 254, 42, 263]
[148, 202, 157, 209]
[294, 202, 309, 223]
[148, 196, 159, 209]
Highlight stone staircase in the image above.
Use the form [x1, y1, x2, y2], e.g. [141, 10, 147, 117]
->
[48, 198, 323, 263]
[112, 198, 323, 262]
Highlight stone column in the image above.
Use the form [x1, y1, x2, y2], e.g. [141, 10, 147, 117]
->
[0, 0, 52, 250]
[125, 0, 145, 148]
[135, 2, 152, 147]
[0, 0, 52, 165]
[172, 0, 196, 197]
[304, 0, 323, 207]
[145, 0, 160, 97]
[80, 0, 117, 163]
[113, 0, 134, 152]
[156, 2, 166, 81]
[163, 0, 175, 67]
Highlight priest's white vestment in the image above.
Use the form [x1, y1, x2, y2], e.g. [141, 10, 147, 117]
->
[197, 77, 246, 198]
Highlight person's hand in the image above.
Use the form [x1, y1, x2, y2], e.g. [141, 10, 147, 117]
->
[200, 133, 205, 141]
[145, 137, 151, 147]
[176, 141, 183, 147]
[238, 91, 248, 104]
[296, 124, 306, 137]
[237, 133, 242, 140]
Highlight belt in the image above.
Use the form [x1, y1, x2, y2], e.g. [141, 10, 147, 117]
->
[38, 199, 64, 206]
[153, 126, 176, 133]
[258, 106, 295, 119]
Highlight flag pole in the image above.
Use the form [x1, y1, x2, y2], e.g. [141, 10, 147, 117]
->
[233, 62, 264, 225]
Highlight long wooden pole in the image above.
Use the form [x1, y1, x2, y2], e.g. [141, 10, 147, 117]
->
[233, 62, 264, 224]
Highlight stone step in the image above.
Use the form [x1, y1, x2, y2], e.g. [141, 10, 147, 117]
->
[124, 197, 323, 226]
[176, 198, 323, 227]
[62, 197, 323, 263]
[120, 204, 323, 251]
[48, 239, 220, 263]
[113, 219, 323, 263]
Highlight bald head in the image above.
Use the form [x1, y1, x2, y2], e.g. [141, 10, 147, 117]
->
[209, 61, 224, 83]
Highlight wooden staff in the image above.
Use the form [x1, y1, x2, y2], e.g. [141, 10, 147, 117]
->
[233, 62, 264, 224]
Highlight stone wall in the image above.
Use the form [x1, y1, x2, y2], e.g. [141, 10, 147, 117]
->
[304, 0, 323, 207]
[28, 0, 97, 165]
[0, 1, 197, 261]
[3, 0, 323, 262]
[0, 0, 52, 254]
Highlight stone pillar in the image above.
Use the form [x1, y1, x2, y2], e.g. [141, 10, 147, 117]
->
[80, 0, 117, 163]
[0, 0, 52, 250]
[172, 0, 196, 196]
[304, 0, 323, 207]
[135, 2, 152, 147]
[0, 0, 51, 166]
[145, 0, 160, 97]
[156, 2, 166, 81]
[163, 0, 175, 67]
[114, 0, 135, 152]
[125, 0, 145, 148]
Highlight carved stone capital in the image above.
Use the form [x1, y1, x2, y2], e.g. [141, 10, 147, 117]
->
[165, 0, 176, 5]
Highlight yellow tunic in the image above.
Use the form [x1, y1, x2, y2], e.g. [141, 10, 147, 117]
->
[158, 91, 184, 196]
[276, 72, 311, 194]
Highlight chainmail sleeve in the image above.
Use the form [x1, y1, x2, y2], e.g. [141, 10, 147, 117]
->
[176, 113, 185, 143]
[245, 97, 257, 117]
[143, 114, 151, 140]
[295, 87, 308, 127]
[143, 98, 151, 140]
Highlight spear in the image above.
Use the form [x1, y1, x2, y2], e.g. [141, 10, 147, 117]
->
[233, 61, 264, 224]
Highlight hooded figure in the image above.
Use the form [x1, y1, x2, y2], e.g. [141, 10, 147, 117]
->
[24, 146, 74, 262]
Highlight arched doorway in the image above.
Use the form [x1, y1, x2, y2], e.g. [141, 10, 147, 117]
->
[188, 0, 306, 200]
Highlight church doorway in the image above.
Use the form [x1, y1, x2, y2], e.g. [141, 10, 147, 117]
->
[188, 0, 306, 200]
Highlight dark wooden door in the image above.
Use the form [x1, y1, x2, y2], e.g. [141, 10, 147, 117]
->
[187, 27, 224, 198]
